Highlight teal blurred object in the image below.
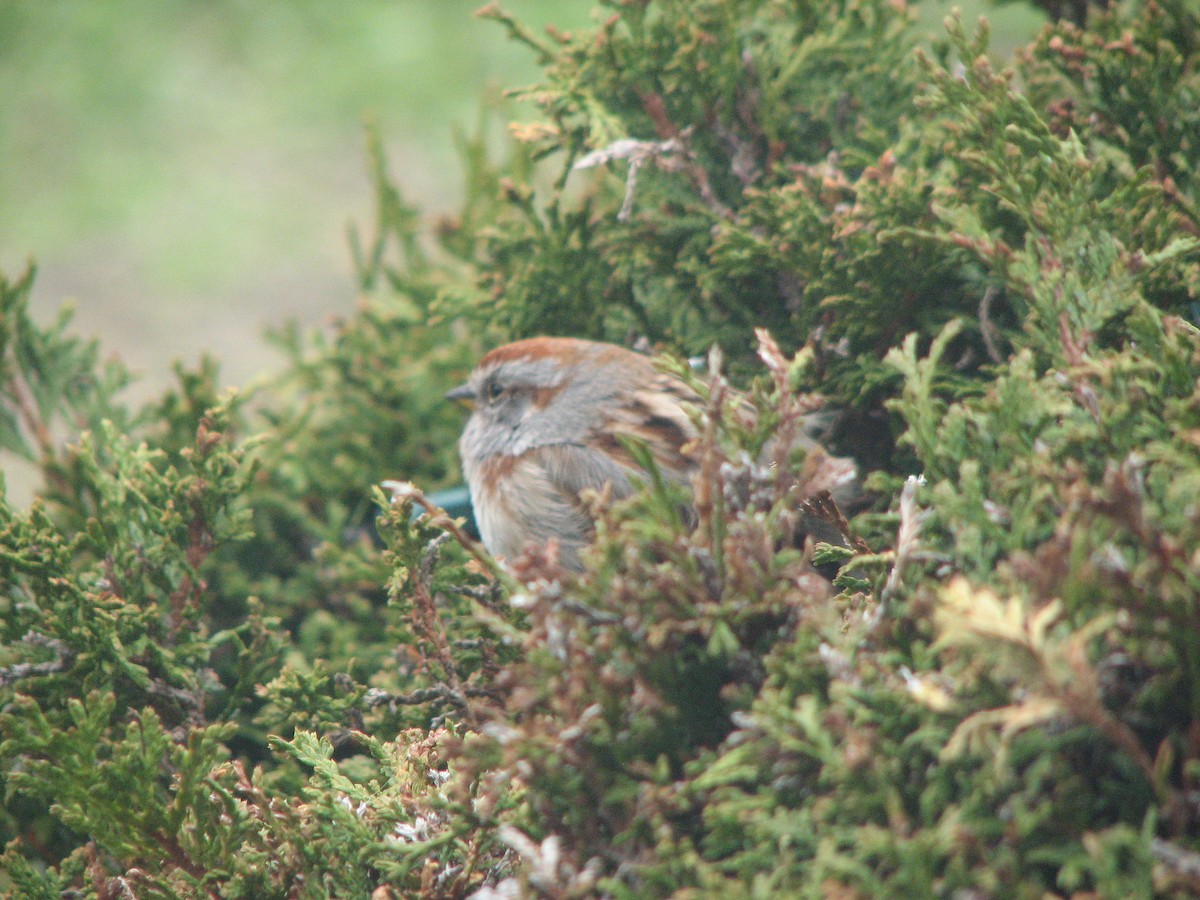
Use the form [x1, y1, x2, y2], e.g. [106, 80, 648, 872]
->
[420, 485, 478, 538]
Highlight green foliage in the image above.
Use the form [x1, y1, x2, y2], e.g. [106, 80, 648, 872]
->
[476, 0, 921, 356]
[4, 0, 1200, 897]
[0, 267, 132, 468]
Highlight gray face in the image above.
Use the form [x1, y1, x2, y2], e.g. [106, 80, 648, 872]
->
[455, 347, 633, 467]
[468, 362, 551, 453]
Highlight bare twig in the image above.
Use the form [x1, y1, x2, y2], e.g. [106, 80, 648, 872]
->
[692, 344, 728, 576]
[0, 632, 74, 687]
[419, 532, 452, 585]
[883, 475, 929, 603]
[7, 364, 54, 461]
[558, 598, 622, 626]
[867, 475, 930, 632]
[1058, 311, 1102, 422]
[363, 685, 468, 711]
[574, 136, 686, 222]
[575, 95, 735, 223]
[382, 479, 509, 583]
[978, 285, 1004, 364]
[1151, 838, 1200, 888]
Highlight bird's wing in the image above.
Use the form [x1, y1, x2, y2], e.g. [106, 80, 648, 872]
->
[593, 372, 700, 484]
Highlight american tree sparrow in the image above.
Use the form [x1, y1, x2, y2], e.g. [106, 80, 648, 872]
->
[447, 336, 854, 570]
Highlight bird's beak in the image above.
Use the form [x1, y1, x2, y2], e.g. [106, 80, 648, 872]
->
[445, 383, 474, 406]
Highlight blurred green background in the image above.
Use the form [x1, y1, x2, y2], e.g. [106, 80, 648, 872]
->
[0, 0, 1043, 398]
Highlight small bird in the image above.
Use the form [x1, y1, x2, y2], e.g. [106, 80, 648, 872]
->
[446, 337, 697, 570]
[447, 336, 854, 570]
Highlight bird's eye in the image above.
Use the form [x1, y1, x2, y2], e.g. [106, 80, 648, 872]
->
[484, 380, 506, 403]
